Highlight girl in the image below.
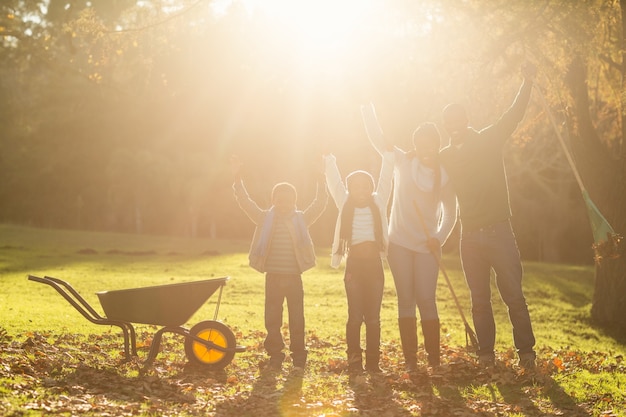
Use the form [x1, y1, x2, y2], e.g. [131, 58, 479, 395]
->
[323, 150, 394, 374]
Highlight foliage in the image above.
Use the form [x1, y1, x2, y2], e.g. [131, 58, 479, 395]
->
[0, 0, 618, 264]
[0, 328, 624, 416]
[1, 224, 625, 416]
[2, 0, 626, 330]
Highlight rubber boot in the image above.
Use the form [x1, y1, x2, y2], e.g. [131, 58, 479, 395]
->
[421, 319, 441, 367]
[398, 317, 418, 372]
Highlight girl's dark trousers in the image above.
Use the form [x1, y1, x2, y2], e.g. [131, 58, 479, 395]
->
[344, 250, 384, 370]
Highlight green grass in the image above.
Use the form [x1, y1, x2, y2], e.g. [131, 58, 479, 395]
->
[1, 224, 625, 416]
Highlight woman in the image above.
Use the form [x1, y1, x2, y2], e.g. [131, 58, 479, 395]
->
[361, 104, 457, 371]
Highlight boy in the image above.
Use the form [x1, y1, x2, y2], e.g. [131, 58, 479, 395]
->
[231, 155, 328, 371]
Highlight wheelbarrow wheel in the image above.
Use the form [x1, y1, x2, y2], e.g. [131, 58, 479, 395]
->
[185, 320, 236, 369]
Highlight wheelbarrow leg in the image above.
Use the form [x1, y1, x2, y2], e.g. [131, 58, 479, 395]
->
[118, 322, 138, 360]
[143, 326, 189, 366]
[128, 324, 138, 356]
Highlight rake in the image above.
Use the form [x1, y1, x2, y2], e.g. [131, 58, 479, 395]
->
[534, 85, 622, 263]
[413, 200, 479, 351]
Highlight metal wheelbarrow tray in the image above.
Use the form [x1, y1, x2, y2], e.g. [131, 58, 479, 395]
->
[28, 275, 245, 369]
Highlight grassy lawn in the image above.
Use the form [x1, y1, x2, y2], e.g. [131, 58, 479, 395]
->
[0, 224, 624, 416]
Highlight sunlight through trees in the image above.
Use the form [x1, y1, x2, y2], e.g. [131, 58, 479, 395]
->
[1, 0, 625, 330]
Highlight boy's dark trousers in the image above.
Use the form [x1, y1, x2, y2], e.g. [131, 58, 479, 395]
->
[264, 273, 307, 366]
[344, 256, 384, 371]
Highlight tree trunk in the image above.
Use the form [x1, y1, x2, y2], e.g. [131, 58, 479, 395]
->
[565, 55, 626, 336]
[591, 1, 626, 335]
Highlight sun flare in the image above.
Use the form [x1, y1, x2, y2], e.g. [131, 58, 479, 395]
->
[227, 0, 384, 68]
[252, 0, 377, 45]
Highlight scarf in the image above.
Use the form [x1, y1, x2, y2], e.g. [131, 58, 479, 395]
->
[336, 196, 383, 257]
[412, 158, 444, 201]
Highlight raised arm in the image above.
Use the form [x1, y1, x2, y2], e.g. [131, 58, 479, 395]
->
[323, 154, 348, 209]
[487, 62, 537, 141]
[375, 151, 395, 208]
[360, 102, 392, 155]
[231, 155, 265, 225]
[302, 169, 329, 226]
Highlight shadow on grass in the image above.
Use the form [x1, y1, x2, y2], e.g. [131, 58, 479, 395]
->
[494, 367, 592, 417]
[214, 365, 305, 417]
[348, 372, 430, 416]
[523, 262, 593, 309]
[57, 363, 197, 404]
[388, 367, 479, 416]
[592, 319, 626, 345]
[387, 361, 592, 417]
[37, 351, 595, 417]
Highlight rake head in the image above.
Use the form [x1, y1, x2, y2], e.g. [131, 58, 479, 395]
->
[583, 190, 622, 264]
[592, 232, 622, 265]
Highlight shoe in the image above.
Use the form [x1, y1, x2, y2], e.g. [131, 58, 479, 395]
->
[519, 358, 535, 371]
[405, 361, 419, 374]
[290, 365, 305, 376]
[427, 356, 441, 368]
[519, 353, 536, 371]
[365, 350, 382, 374]
[365, 363, 382, 374]
[478, 354, 495, 369]
[291, 350, 308, 370]
[348, 362, 364, 375]
[267, 353, 285, 371]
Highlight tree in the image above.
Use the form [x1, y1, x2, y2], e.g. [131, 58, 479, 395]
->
[560, 4, 626, 334]
[505, 0, 625, 333]
[1, 0, 624, 328]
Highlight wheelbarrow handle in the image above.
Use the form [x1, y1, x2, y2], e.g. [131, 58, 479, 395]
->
[28, 275, 138, 359]
[47, 275, 105, 319]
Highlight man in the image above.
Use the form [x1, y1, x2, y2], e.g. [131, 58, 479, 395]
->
[439, 62, 537, 370]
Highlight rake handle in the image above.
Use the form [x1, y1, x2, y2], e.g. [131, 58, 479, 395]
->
[412, 201, 478, 348]
[533, 84, 586, 193]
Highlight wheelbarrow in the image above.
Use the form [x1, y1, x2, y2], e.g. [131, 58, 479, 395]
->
[28, 275, 245, 369]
